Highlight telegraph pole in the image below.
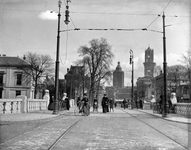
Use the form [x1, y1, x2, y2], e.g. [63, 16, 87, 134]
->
[162, 12, 168, 117]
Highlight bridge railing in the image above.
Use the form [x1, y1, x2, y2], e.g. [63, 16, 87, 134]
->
[27, 99, 47, 112]
[174, 103, 191, 116]
[152, 102, 191, 116]
[0, 96, 48, 114]
[0, 99, 23, 114]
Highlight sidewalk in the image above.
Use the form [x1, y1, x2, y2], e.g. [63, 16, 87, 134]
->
[137, 108, 191, 124]
[0, 107, 190, 124]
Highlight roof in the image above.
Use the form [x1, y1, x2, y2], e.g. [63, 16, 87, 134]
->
[0, 56, 30, 67]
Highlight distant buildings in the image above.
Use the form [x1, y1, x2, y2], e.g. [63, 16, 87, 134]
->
[106, 62, 131, 100]
[0, 55, 31, 98]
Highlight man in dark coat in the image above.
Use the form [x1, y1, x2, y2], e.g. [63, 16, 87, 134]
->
[102, 94, 109, 113]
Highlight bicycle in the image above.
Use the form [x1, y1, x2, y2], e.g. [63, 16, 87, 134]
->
[74, 103, 84, 116]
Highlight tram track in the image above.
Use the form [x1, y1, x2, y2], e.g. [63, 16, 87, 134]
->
[47, 118, 82, 150]
[121, 108, 189, 150]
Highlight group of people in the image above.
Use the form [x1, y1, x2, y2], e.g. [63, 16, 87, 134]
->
[101, 94, 115, 113]
[151, 93, 177, 114]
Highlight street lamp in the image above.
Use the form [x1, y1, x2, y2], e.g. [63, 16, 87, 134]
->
[53, 0, 70, 114]
[129, 49, 134, 109]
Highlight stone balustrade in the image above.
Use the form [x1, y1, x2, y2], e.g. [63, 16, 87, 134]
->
[0, 95, 48, 114]
[27, 99, 47, 112]
[174, 103, 191, 116]
[0, 99, 23, 114]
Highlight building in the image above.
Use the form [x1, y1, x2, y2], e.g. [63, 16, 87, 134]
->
[105, 62, 131, 100]
[0, 55, 31, 98]
[113, 62, 124, 88]
[143, 47, 156, 77]
[137, 47, 156, 101]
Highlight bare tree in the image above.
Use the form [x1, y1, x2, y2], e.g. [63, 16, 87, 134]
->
[23, 52, 54, 98]
[76, 38, 114, 103]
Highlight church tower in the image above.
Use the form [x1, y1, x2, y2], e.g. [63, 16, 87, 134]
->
[143, 47, 156, 77]
[113, 62, 124, 88]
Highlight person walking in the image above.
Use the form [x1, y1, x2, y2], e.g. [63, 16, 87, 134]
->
[109, 98, 114, 112]
[93, 97, 98, 112]
[81, 93, 90, 116]
[63, 93, 70, 110]
[102, 94, 109, 113]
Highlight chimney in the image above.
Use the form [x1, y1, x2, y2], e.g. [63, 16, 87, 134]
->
[67, 68, 69, 72]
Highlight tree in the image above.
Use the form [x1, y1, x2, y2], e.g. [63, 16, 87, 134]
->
[76, 38, 114, 103]
[23, 52, 54, 98]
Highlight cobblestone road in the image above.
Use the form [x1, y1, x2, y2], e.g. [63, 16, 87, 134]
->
[0, 108, 190, 150]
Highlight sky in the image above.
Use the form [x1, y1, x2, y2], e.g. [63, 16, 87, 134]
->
[0, 0, 190, 86]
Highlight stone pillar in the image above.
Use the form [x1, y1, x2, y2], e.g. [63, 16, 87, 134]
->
[16, 95, 27, 113]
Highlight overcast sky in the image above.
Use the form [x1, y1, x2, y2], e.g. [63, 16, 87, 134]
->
[0, 0, 190, 86]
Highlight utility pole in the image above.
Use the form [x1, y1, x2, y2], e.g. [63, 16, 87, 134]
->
[53, 0, 61, 114]
[130, 49, 134, 109]
[53, 0, 70, 114]
[162, 12, 168, 117]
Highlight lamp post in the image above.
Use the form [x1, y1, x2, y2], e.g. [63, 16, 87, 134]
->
[162, 12, 168, 117]
[130, 49, 134, 109]
[53, 0, 70, 114]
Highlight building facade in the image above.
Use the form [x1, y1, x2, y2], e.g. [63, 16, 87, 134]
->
[113, 62, 124, 88]
[0, 56, 31, 98]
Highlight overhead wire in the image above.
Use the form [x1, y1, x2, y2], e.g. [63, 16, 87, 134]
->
[146, 0, 173, 29]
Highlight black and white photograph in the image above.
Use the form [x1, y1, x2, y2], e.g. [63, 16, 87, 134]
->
[0, 0, 190, 149]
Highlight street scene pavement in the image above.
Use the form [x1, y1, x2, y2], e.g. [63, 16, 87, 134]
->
[0, 107, 191, 150]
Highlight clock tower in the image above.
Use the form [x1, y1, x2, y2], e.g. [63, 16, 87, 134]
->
[143, 47, 156, 77]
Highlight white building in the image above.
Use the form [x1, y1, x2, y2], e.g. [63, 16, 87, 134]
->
[0, 55, 31, 98]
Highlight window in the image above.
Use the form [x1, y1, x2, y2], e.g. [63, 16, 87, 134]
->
[0, 74, 3, 86]
[183, 87, 188, 94]
[0, 88, 2, 98]
[16, 74, 22, 85]
[16, 90, 21, 96]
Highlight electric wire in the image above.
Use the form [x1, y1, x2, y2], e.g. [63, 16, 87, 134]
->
[146, 0, 173, 29]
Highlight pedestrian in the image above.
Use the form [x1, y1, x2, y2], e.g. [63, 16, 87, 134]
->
[81, 93, 90, 116]
[150, 95, 156, 109]
[102, 94, 109, 113]
[77, 96, 81, 110]
[159, 95, 163, 114]
[109, 98, 114, 112]
[93, 97, 98, 112]
[170, 93, 177, 113]
[123, 98, 127, 109]
[63, 93, 70, 110]
[135, 99, 138, 109]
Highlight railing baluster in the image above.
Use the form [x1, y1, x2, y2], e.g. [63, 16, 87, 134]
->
[3, 102, 6, 114]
